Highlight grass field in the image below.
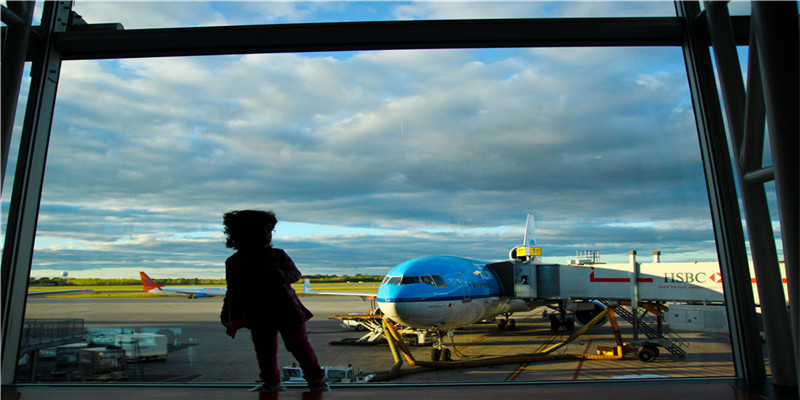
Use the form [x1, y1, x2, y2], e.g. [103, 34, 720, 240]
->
[28, 282, 380, 298]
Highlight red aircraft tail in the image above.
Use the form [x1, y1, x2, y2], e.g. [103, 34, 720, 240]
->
[140, 271, 163, 291]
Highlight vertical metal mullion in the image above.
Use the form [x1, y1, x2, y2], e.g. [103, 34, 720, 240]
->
[1, 1, 35, 192]
[704, 1, 797, 387]
[1, 0, 72, 385]
[751, 3, 800, 393]
[740, 35, 765, 173]
[675, 0, 765, 381]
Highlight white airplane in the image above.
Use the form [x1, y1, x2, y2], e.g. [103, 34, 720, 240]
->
[301, 280, 376, 301]
[140, 271, 227, 298]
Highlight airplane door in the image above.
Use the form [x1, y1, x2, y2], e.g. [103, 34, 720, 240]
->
[455, 272, 471, 303]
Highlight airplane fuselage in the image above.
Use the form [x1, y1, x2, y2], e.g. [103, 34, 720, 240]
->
[376, 256, 532, 330]
[146, 286, 227, 298]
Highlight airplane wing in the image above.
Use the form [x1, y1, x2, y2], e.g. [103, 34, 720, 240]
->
[301, 279, 376, 301]
[27, 289, 94, 296]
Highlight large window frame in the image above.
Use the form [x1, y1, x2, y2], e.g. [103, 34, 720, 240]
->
[2, 0, 796, 390]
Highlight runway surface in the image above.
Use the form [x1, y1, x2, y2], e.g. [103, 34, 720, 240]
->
[21, 295, 738, 385]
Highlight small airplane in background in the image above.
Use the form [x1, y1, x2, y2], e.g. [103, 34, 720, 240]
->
[139, 271, 227, 299]
[27, 288, 94, 296]
[302, 280, 376, 301]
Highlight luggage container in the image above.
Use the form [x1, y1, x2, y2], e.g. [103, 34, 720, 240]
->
[114, 333, 168, 361]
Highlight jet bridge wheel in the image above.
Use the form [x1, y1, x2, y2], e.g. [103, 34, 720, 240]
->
[550, 316, 559, 331]
[565, 319, 574, 331]
[549, 316, 574, 331]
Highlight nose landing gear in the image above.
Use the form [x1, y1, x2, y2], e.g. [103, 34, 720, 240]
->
[430, 330, 453, 361]
[431, 346, 451, 361]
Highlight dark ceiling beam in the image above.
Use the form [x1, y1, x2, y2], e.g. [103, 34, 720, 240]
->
[49, 17, 699, 60]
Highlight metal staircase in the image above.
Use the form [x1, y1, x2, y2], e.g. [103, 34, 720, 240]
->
[124, 338, 144, 381]
[601, 301, 688, 357]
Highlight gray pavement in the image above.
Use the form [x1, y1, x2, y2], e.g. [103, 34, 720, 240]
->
[22, 296, 737, 385]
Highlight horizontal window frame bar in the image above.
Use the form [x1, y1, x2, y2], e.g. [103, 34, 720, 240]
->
[48, 16, 750, 60]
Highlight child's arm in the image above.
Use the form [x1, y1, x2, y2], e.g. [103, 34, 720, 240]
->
[275, 249, 302, 283]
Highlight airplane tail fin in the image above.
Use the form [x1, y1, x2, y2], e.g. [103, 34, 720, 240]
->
[140, 271, 163, 291]
[510, 213, 542, 262]
[524, 213, 536, 246]
[303, 279, 311, 294]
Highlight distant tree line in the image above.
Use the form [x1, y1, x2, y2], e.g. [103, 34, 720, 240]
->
[29, 274, 383, 286]
[301, 274, 383, 283]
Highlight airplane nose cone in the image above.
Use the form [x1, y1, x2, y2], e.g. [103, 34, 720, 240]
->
[377, 301, 399, 321]
[377, 285, 414, 326]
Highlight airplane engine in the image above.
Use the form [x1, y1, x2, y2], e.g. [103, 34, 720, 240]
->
[573, 300, 608, 327]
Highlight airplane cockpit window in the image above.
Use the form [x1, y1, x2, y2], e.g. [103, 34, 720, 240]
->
[431, 275, 448, 288]
[421, 275, 448, 287]
[400, 276, 421, 285]
[385, 276, 444, 286]
[383, 276, 402, 286]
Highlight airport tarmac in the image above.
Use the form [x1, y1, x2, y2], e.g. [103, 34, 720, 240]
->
[21, 295, 740, 386]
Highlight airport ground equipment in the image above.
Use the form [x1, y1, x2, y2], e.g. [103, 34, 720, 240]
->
[329, 310, 388, 345]
[76, 347, 127, 381]
[122, 337, 144, 381]
[114, 333, 168, 361]
[372, 306, 632, 382]
[600, 300, 689, 359]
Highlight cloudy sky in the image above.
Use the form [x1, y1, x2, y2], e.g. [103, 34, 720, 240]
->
[3, 1, 770, 279]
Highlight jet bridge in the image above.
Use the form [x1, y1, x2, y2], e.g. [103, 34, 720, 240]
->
[488, 248, 728, 357]
[494, 248, 726, 304]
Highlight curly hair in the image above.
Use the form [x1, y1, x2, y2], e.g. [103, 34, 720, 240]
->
[223, 210, 278, 250]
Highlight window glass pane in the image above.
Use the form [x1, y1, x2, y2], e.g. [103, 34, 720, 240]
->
[71, 1, 677, 29]
[0, 62, 30, 252]
[22, 46, 734, 385]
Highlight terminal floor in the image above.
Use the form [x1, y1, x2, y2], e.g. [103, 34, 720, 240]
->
[4, 380, 798, 400]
